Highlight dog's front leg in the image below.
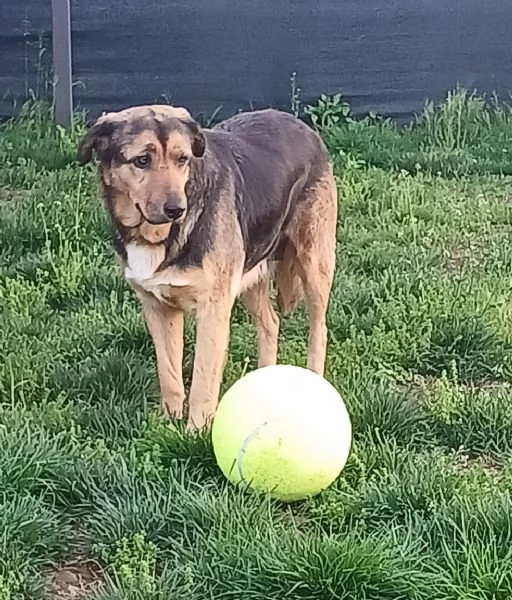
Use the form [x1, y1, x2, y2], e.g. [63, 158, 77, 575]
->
[187, 296, 234, 431]
[138, 291, 186, 419]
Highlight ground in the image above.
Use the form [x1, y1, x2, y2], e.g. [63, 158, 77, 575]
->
[1, 90, 512, 599]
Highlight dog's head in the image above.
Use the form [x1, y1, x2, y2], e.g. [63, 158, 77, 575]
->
[77, 104, 206, 227]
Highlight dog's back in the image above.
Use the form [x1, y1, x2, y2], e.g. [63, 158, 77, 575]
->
[213, 108, 328, 157]
[206, 109, 334, 271]
[213, 109, 331, 186]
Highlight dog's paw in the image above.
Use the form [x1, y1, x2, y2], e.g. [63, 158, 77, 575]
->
[185, 418, 204, 434]
[185, 414, 213, 434]
[161, 398, 184, 421]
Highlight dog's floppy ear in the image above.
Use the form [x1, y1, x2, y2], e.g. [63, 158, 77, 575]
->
[77, 117, 116, 165]
[181, 119, 206, 158]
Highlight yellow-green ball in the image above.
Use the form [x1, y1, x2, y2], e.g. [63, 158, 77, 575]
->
[211, 364, 352, 502]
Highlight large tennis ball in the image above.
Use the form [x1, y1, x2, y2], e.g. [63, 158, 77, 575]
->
[211, 364, 352, 502]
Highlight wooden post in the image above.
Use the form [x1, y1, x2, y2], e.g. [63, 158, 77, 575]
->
[51, 0, 73, 129]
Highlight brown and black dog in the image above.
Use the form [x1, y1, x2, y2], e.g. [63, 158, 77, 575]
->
[77, 105, 337, 431]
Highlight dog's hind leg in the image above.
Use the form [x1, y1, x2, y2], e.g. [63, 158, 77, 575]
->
[241, 276, 280, 367]
[301, 249, 335, 375]
[286, 169, 338, 376]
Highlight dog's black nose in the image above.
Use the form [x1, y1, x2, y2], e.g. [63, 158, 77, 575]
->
[163, 204, 185, 221]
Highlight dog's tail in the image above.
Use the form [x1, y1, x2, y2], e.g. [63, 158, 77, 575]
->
[275, 242, 304, 315]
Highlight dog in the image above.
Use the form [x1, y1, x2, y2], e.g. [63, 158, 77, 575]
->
[77, 104, 338, 431]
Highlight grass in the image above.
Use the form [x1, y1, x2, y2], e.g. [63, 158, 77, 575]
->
[1, 90, 512, 598]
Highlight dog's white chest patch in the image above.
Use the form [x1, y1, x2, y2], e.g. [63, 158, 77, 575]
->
[125, 243, 166, 283]
[124, 243, 191, 300]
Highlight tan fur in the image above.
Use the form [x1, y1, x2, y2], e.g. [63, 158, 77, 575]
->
[280, 170, 338, 374]
[235, 169, 337, 377]
[275, 243, 303, 314]
[96, 104, 193, 126]
[138, 291, 186, 418]
[241, 276, 280, 367]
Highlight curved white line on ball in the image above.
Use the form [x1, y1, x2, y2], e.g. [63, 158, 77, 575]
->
[236, 419, 278, 482]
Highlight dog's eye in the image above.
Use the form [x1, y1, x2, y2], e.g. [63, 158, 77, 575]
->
[133, 154, 151, 169]
[177, 155, 189, 166]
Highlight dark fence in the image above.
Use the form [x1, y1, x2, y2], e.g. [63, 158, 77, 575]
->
[2, 0, 512, 123]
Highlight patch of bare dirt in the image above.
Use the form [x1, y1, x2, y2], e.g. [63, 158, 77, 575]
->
[394, 375, 439, 402]
[442, 241, 483, 274]
[453, 450, 502, 476]
[49, 558, 104, 599]
[468, 378, 512, 392]
[0, 187, 26, 203]
[396, 374, 511, 398]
